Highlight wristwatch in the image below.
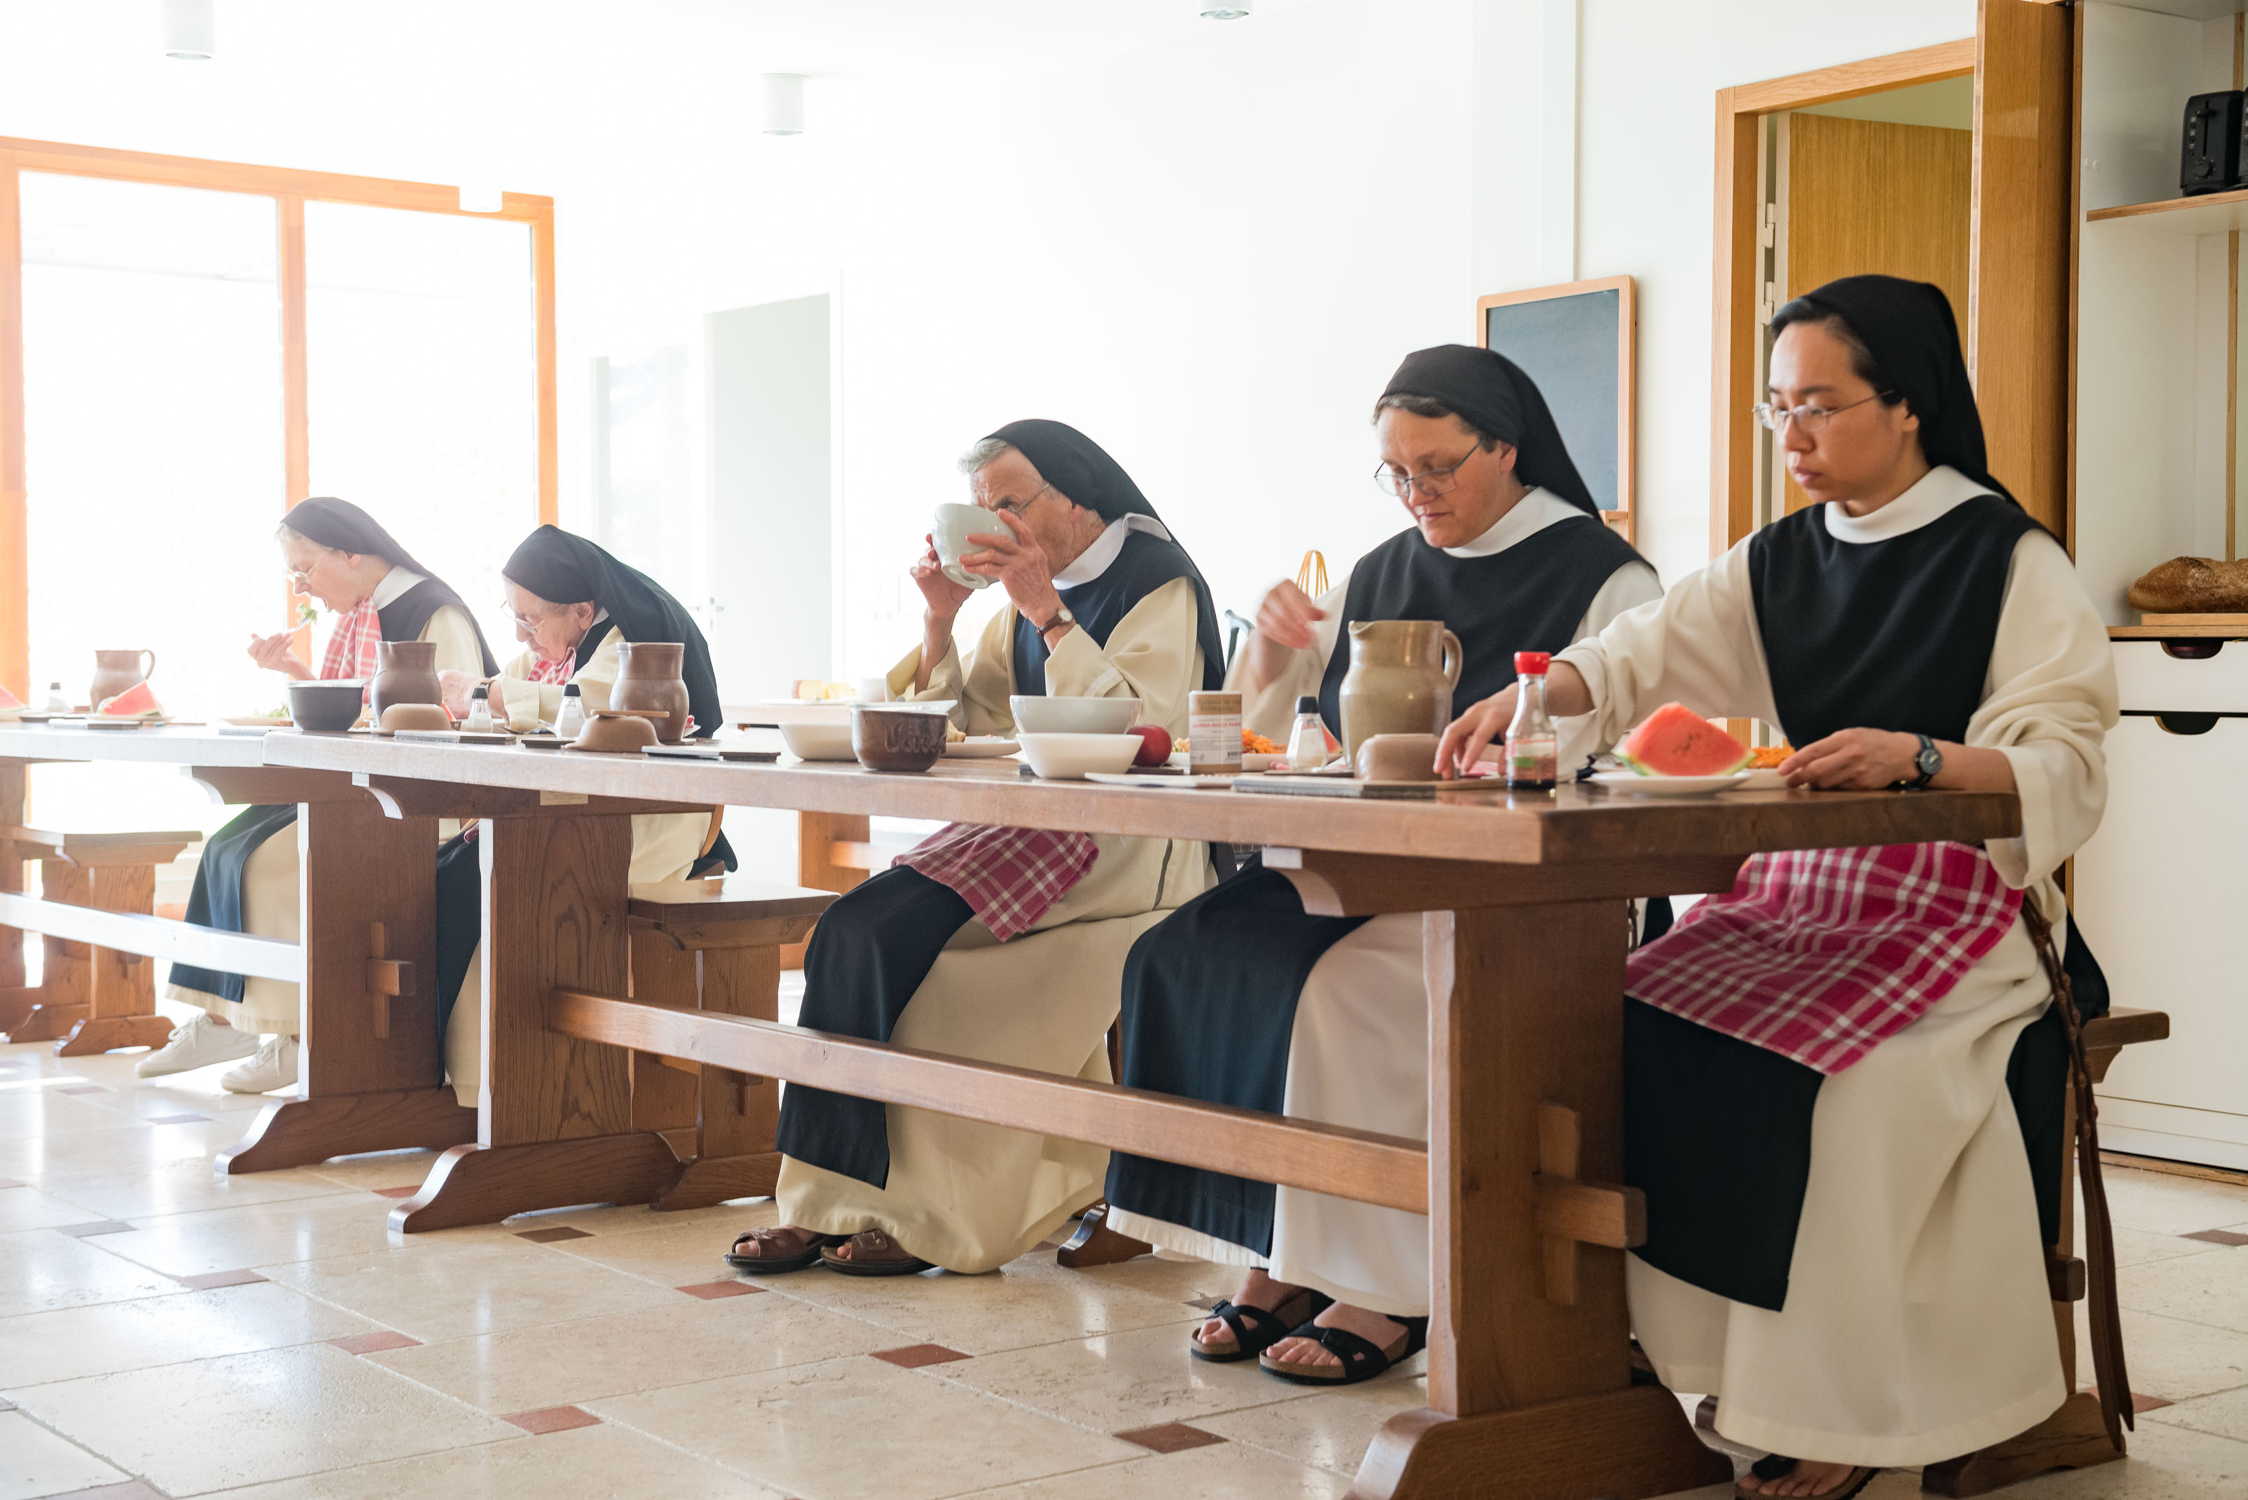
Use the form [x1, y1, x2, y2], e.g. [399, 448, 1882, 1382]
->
[1034, 603, 1076, 637]
[1898, 733, 1941, 791]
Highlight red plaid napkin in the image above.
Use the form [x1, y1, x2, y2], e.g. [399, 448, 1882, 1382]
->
[1625, 841, 2021, 1074]
[527, 653, 574, 686]
[894, 824, 1100, 942]
[319, 598, 383, 683]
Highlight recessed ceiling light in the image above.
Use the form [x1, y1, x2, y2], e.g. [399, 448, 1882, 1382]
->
[163, 0, 215, 60]
[1200, 1, 1251, 18]
[762, 74, 807, 136]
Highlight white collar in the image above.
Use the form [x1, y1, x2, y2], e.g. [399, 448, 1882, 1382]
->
[1441, 488, 1584, 558]
[368, 566, 426, 610]
[1054, 515, 1171, 589]
[1821, 465, 1990, 543]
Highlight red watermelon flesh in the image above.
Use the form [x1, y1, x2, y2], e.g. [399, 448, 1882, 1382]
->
[1616, 702, 1749, 777]
[0, 683, 20, 709]
[96, 680, 162, 718]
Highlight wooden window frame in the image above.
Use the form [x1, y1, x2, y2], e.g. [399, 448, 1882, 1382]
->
[0, 137, 558, 696]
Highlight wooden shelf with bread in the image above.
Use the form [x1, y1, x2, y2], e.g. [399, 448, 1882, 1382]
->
[2067, 1, 2248, 1173]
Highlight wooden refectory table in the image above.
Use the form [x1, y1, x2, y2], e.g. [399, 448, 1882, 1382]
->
[262, 729, 2020, 1500]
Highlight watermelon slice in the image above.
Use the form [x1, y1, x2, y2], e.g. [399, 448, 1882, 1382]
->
[95, 680, 162, 718]
[1616, 702, 1750, 777]
[0, 682, 21, 710]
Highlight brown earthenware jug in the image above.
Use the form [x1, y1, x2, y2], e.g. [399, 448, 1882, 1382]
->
[614, 641, 691, 744]
[368, 641, 441, 720]
[88, 649, 156, 709]
[1337, 620, 1462, 762]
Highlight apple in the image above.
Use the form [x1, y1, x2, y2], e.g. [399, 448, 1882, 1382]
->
[1126, 724, 1172, 767]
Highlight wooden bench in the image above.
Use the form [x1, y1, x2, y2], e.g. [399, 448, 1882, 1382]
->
[626, 876, 836, 1210]
[788, 811, 912, 966]
[0, 824, 200, 1055]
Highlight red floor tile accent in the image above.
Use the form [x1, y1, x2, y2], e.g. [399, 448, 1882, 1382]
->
[372, 1185, 423, 1198]
[871, 1343, 971, 1369]
[2184, 1228, 2248, 1247]
[1116, 1422, 1226, 1454]
[174, 1269, 268, 1290]
[2132, 1392, 2175, 1414]
[53, 1220, 136, 1238]
[514, 1226, 594, 1243]
[502, 1405, 602, 1435]
[143, 1111, 211, 1124]
[677, 1280, 762, 1299]
[330, 1330, 423, 1355]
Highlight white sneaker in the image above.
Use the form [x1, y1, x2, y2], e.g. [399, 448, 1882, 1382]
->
[135, 1013, 260, 1078]
[220, 1036, 300, 1094]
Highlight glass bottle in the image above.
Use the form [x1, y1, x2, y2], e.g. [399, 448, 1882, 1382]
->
[552, 682, 585, 739]
[1285, 695, 1328, 771]
[44, 681, 67, 713]
[463, 684, 493, 733]
[1504, 651, 1558, 791]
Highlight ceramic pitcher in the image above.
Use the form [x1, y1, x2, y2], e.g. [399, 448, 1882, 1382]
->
[368, 641, 441, 720]
[614, 641, 691, 744]
[1337, 619, 1463, 762]
[88, 649, 155, 709]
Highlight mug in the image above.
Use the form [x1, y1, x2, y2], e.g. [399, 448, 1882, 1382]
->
[932, 503, 998, 591]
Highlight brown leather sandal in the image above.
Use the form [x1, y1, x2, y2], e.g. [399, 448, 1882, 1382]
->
[819, 1229, 935, 1277]
[723, 1227, 846, 1274]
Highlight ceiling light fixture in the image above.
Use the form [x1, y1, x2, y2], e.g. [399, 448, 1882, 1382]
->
[163, 0, 215, 60]
[762, 74, 806, 136]
[457, 185, 504, 214]
[1199, 1, 1251, 19]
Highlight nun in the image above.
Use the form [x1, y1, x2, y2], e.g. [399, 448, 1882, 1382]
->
[434, 525, 735, 1106]
[1439, 277, 2117, 1498]
[1100, 347, 1660, 1386]
[142, 498, 496, 1093]
[726, 419, 1224, 1277]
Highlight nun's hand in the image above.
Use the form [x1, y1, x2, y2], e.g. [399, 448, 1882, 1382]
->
[1435, 686, 1520, 779]
[911, 535, 973, 619]
[438, 670, 479, 720]
[1779, 729, 1919, 790]
[247, 631, 310, 680]
[1254, 580, 1327, 651]
[960, 509, 1062, 626]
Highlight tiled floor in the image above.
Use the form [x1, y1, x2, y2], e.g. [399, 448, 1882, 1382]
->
[5, 1039, 2248, 1499]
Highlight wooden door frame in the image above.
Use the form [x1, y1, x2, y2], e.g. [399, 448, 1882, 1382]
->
[1711, 5, 2074, 554]
[0, 137, 559, 697]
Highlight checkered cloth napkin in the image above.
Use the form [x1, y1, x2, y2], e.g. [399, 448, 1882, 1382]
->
[893, 824, 1101, 942]
[318, 598, 384, 685]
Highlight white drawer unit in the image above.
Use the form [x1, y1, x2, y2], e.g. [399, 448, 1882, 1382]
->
[2074, 671, 2248, 1169]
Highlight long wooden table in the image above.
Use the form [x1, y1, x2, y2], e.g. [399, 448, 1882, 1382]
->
[262, 730, 2020, 1500]
[0, 725, 476, 1171]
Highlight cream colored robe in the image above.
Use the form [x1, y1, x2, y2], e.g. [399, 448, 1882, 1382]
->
[443, 632, 713, 1108]
[1557, 468, 2117, 1466]
[169, 580, 487, 1035]
[774, 567, 1213, 1273]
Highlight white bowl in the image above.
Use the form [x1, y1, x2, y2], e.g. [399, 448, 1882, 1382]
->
[1018, 732, 1142, 780]
[779, 721, 859, 761]
[1009, 695, 1140, 735]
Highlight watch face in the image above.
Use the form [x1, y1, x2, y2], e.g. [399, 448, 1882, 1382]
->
[1916, 743, 1941, 777]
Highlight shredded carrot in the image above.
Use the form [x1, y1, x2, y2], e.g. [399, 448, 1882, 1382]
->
[1243, 729, 1282, 755]
[1749, 744, 1792, 769]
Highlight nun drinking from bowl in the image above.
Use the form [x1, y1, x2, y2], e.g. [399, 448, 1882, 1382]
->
[432, 524, 735, 1106]
[724, 419, 1223, 1279]
[143, 498, 497, 1094]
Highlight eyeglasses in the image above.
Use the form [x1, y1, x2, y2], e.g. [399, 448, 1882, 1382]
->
[1753, 390, 1894, 434]
[1372, 444, 1483, 501]
[983, 480, 1056, 518]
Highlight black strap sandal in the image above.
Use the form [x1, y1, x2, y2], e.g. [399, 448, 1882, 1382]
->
[819, 1229, 936, 1277]
[1187, 1288, 1333, 1363]
[1736, 1455, 1879, 1500]
[723, 1228, 846, 1274]
[1257, 1315, 1429, 1386]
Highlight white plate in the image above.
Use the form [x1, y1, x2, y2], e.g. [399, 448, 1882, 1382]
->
[1591, 770, 1750, 796]
[944, 738, 1019, 759]
[1169, 751, 1281, 773]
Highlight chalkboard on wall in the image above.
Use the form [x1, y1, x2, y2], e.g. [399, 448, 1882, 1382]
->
[1476, 275, 1635, 540]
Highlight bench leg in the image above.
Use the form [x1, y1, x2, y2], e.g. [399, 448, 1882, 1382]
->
[57, 864, 171, 1056]
[0, 763, 23, 1014]
[652, 940, 784, 1212]
[7, 862, 92, 1044]
[218, 1087, 478, 1174]
[628, 932, 702, 1134]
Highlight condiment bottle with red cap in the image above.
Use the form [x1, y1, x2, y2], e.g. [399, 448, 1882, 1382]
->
[1504, 650, 1558, 790]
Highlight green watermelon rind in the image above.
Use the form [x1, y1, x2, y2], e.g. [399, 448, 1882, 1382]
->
[1615, 747, 1751, 777]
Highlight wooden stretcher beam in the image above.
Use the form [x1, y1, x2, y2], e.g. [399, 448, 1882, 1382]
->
[0, 890, 304, 983]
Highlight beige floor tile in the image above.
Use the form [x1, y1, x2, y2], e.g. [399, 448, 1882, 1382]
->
[927, 1321, 1323, 1432]
[546, 1204, 778, 1289]
[35, 1159, 356, 1222]
[966, 1439, 1353, 1498]
[499, 1199, 754, 1237]
[365, 1292, 894, 1412]
[2077, 1307, 2248, 1402]
[6, 1342, 518, 1495]
[0, 1116, 251, 1181]
[299, 1149, 445, 1193]
[262, 1239, 682, 1342]
[590, 1356, 1140, 1499]
[0, 1184, 106, 1232]
[2006, 1420, 2248, 1497]
[2110, 1226, 2232, 1269]
[2147, 1381, 2248, 1443]
[2118, 1248, 2248, 1334]
[1196, 1375, 1430, 1475]
[2098, 1168, 2248, 1238]
[0, 1409, 129, 1499]
[0, 1228, 177, 1318]
[767, 1247, 1207, 1357]
[0, 1087, 163, 1137]
[90, 1190, 414, 1277]
[197, 1421, 786, 1500]
[0, 1279, 378, 1387]
[1072, 1251, 1238, 1306]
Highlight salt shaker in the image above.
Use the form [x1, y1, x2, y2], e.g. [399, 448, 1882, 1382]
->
[552, 682, 585, 739]
[1285, 695, 1328, 771]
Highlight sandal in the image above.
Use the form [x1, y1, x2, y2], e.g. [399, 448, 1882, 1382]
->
[1258, 1314, 1428, 1386]
[1735, 1455, 1879, 1500]
[723, 1227, 845, 1274]
[819, 1229, 935, 1277]
[1188, 1287, 1333, 1363]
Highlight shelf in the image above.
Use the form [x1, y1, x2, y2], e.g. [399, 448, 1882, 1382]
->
[2087, 187, 2248, 235]
[2109, 625, 2248, 639]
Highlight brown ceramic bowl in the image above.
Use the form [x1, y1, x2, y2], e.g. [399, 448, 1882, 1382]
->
[379, 702, 453, 734]
[287, 680, 365, 732]
[852, 705, 948, 772]
[1355, 732, 1443, 783]
[571, 710, 660, 754]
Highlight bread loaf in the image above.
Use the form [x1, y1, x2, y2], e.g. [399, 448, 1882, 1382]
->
[2126, 556, 2248, 614]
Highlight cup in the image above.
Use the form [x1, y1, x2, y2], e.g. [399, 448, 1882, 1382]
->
[933, 503, 998, 591]
[856, 676, 891, 704]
